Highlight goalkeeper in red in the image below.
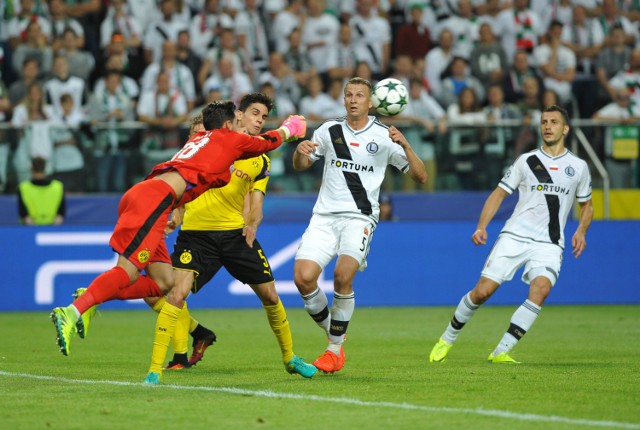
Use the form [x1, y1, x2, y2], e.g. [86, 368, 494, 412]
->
[50, 101, 307, 357]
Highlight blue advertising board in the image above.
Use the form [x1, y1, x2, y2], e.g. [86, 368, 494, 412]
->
[0, 221, 637, 312]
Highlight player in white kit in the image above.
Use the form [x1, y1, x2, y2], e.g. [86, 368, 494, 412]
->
[430, 105, 593, 364]
[292, 77, 428, 373]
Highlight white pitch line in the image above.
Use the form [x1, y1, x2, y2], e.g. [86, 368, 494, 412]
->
[1, 371, 638, 429]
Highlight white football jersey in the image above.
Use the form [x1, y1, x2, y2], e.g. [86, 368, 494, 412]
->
[308, 116, 409, 222]
[498, 148, 592, 249]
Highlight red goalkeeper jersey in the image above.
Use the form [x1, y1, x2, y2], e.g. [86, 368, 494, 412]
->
[147, 128, 282, 206]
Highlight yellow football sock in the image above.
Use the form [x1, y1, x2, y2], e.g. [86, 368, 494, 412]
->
[172, 303, 190, 354]
[189, 315, 199, 334]
[264, 299, 294, 364]
[149, 302, 182, 373]
[151, 297, 166, 313]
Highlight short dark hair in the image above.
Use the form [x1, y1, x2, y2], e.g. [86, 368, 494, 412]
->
[202, 100, 237, 130]
[32, 157, 46, 173]
[238, 92, 273, 113]
[543, 104, 570, 125]
[345, 77, 372, 94]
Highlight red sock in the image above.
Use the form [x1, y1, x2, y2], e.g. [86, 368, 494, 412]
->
[73, 266, 131, 313]
[116, 274, 163, 300]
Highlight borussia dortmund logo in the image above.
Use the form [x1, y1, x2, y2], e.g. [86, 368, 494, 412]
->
[138, 250, 150, 264]
[180, 251, 193, 264]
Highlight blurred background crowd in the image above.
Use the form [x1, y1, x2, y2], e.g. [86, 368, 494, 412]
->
[1, 0, 639, 196]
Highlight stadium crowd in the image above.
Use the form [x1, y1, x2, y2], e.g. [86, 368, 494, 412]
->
[0, 0, 639, 194]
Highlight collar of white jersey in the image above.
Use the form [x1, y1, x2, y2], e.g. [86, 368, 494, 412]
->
[346, 116, 377, 135]
[538, 147, 569, 160]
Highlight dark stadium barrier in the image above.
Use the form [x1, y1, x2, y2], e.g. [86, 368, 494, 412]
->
[1, 220, 637, 311]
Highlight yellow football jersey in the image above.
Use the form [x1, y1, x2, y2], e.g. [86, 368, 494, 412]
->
[181, 155, 270, 230]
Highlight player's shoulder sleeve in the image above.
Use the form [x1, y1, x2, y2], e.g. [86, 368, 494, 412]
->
[499, 152, 527, 194]
[575, 156, 592, 202]
[310, 117, 344, 160]
[251, 154, 270, 195]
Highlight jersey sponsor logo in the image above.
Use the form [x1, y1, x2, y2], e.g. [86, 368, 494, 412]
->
[138, 249, 150, 263]
[366, 141, 378, 154]
[531, 184, 570, 195]
[180, 250, 192, 264]
[330, 159, 374, 172]
[232, 168, 253, 183]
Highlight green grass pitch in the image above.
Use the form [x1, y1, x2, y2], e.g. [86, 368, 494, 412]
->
[0, 305, 638, 430]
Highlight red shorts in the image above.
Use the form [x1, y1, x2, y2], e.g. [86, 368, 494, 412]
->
[109, 179, 177, 270]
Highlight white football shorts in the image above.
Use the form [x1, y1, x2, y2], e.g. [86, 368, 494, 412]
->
[295, 214, 376, 271]
[481, 234, 563, 286]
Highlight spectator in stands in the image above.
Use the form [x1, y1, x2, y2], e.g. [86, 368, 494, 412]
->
[48, 0, 86, 52]
[11, 19, 54, 79]
[98, 31, 144, 82]
[349, 0, 391, 79]
[494, 0, 545, 63]
[513, 76, 545, 159]
[378, 193, 396, 221]
[327, 22, 358, 84]
[394, 2, 431, 63]
[599, 0, 638, 46]
[483, 84, 523, 180]
[325, 77, 346, 117]
[562, 4, 605, 118]
[99, 0, 143, 53]
[390, 54, 416, 89]
[88, 70, 136, 193]
[595, 25, 631, 109]
[446, 87, 487, 190]
[424, 29, 455, 101]
[272, 0, 303, 54]
[592, 88, 640, 188]
[502, 50, 545, 104]
[49, 93, 87, 193]
[197, 27, 251, 90]
[58, 28, 95, 81]
[60, 0, 103, 60]
[438, 56, 486, 109]
[140, 39, 197, 112]
[6, 0, 52, 50]
[299, 74, 336, 121]
[531, 0, 573, 30]
[126, 0, 158, 34]
[11, 82, 56, 184]
[188, 0, 233, 59]
[45, 54, 87, 120]
[201, 56, 253, 106]
[137, 69, 189, 173]
[608, 49, 640, 108]
[93, 54, 140, 106]
[398, 77, 447, 192]
[283, 27, 316, 91]
[258, 52, 302, 107]
[302, 0, 340, 83]
[435, 0, 479, 60]
[532, 20, 577, 109]
[175, 30, 202, 98]
[142, 0, 187, 64]
[17, 156, 65, 225]
[469, 22, 508, 90]
[259, 81, 296, 120]
[234, 0, 270, 75]
[8, 57, 41, 107]
[0, 81, 11, 193]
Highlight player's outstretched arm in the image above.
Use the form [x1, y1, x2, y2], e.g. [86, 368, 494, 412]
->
[293, 140, 318, 171]
[279, 115, 307, 141]
[388, 126, 427, 184]
[165, 206, 185, 237]
[572, 199, 593, 259]
[472, 187, 509, 245]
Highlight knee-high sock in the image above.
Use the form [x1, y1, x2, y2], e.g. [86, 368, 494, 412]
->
[152, 297, 196, 340]
[442, 292, 480, 344]
[264, 299, 294, 364]
[172, 302, 191, 354]
[327, 292, 354, 355]
[116, 275, 162, 300]
[73, 266, 130, 314]
[493, 300, 541, 356]
[149, 302, 182, 373]
[301, 288, 330, 335]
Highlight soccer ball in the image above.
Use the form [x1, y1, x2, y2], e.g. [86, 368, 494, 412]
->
[371, 78, 408, 116]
